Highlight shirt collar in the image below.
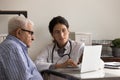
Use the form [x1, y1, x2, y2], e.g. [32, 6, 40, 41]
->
[54, 40, 70, 51]
[6, 35, 27, 48]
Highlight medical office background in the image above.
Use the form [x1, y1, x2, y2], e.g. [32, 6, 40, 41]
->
[0, 0, 120, 61]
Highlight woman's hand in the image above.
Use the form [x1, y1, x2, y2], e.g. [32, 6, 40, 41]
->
[55, 59, 77, 68]
[64, 59, 78, 67]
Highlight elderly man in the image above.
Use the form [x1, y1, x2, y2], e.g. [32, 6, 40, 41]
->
[0, 16, 43, 80]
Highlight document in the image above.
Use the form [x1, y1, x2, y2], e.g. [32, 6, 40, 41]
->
[104, 62, 120, 69]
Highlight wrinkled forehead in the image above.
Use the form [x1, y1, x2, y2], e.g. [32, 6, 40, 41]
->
[24, 22, 34, 31]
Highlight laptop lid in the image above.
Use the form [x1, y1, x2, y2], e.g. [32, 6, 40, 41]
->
[81, 45, 102, 73]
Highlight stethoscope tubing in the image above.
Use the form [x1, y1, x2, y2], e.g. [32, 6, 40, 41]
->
[51, 40, 72, 63]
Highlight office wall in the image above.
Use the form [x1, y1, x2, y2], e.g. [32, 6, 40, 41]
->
[0, 0, 120, 60]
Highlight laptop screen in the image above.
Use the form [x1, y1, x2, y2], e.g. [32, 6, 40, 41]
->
[81, 45, 102, 73]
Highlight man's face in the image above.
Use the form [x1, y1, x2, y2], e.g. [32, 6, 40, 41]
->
[52, 23, 69, 47]
[18, 23, 34, 47]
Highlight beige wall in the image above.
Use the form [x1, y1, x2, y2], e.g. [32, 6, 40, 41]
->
[0, 0, 120, 60]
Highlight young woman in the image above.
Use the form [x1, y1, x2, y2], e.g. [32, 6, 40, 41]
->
[35, 16, 84, 71]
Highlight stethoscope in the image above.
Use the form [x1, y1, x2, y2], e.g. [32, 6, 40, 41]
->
[51, 40, 72, 63]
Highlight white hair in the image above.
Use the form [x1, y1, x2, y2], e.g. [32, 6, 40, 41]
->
[8, 16, 34, 34]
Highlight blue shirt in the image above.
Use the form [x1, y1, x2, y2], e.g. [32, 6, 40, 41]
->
[0, 35, 43, 80]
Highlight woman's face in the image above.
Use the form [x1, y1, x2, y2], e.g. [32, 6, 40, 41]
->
[52, 23, 69, 47]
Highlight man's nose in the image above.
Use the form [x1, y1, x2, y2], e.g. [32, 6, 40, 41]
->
[31, 35, 35, 41]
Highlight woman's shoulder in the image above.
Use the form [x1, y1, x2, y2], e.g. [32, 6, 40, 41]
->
[70, 39, 85, 46]
[46, 42, 55, 48]
[40, 42, 55, 52]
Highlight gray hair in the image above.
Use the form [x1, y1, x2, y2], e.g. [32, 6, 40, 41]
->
[8, 16, 34, 34]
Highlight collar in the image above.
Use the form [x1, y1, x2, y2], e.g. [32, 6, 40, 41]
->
[6, 35, 27, 49]
[54, 40, 71, 51]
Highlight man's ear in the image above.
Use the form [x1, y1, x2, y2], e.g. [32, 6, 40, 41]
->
[16, 28, 21, 36]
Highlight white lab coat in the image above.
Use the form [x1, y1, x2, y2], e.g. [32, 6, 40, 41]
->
[35, 40, 85, 71]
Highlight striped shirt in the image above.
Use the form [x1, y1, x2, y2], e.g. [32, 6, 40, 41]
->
[0, 35, 43, 80]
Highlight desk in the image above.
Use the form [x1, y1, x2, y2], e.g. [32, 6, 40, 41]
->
[41, 68, 120, 80]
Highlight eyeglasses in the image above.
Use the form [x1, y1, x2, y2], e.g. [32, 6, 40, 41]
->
[21, 28, 34, 35]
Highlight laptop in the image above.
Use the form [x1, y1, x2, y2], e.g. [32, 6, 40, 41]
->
[81, 45, 103, 73]
[54, 45, 103, 74]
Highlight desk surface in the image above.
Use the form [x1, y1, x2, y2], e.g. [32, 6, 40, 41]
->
[42, 68, 120, 80]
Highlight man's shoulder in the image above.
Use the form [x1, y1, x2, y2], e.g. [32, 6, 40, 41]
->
[0, 39, 21, 51]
